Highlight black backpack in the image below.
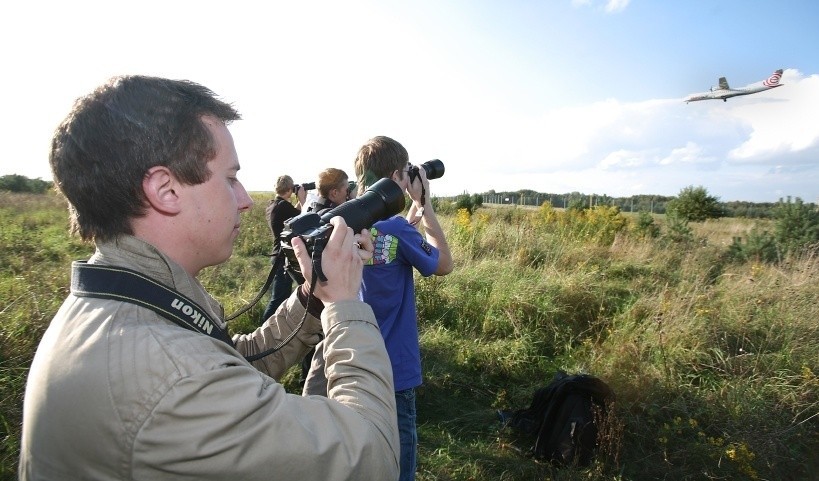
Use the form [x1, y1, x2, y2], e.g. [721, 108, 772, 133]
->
[499, 371, 615, 466]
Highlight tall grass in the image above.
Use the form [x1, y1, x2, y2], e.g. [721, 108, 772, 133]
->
[0, 192, 94, 478]
[418, 204, 817, 480]
[1, 193, 817, 480]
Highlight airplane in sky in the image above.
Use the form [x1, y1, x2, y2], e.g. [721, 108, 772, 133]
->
[685, 69, 783, 103]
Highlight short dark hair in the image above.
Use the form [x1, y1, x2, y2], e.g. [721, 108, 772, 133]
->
[50, 75, 240, 242]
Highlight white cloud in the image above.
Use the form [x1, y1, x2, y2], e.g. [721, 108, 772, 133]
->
[600, 150, 642, 169]
[726, 70, 819, 161]
[571, 0, 631, 13]
[605, 0, 631, 13]
[659, 142, 717, 166]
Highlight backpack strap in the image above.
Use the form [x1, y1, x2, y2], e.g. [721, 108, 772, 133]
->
[70, 261, 235, 348]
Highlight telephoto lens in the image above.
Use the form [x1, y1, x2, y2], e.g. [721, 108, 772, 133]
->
[409, 159, 445, 183]
[420, 159, 445, 180]
[279, 178, 406, 283]
[295, 181, 316, 194]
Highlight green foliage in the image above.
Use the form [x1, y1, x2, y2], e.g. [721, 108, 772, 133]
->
[533, 203, 628, 246]
[722, 197, 819, 264]
[3, 194, 818, 481]
[453, 192, 483, 215]
[471, 193, 483, 210]
[448, 191, 805, 219]
[0, 174, 52, 194]
[774, 196, 819, 255]
[663, 211, 694, 244]
[721, 200, 779, 218]
[0, 192, 95, 477]
[666, 185, 724, 222]
[429, 196, 454, 216]
[725, 229, 779, 263]
[633, 210, 660, 238]
[567, 197, 587, 212]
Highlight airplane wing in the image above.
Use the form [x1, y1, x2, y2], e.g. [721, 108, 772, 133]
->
[718, 77, 730, 90]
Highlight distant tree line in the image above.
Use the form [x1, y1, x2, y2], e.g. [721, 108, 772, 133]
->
[2, 174, 811, 222]
[444, 187, 813, 219]
[0, 175, 52, 194]
[474, 189, 675, 214]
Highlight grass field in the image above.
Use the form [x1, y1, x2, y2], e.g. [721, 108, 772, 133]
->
[1, 191, 817, 480]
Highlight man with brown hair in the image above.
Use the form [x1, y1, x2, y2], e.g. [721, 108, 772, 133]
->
[19, 76, 398, 480]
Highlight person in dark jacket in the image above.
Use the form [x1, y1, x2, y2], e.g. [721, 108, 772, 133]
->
[260, 175, 306, 323]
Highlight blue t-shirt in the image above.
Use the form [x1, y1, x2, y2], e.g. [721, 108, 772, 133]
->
[362, 215, 439, 392]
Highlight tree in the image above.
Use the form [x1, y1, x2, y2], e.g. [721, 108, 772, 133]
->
[774, 196, 819, 255]
[455, 193, 479, 214]
[471, 194, 483, 209]
[666, 185, 723, 222]
[634, 211, 660, 238]
[0, 174, 52, 194]
[567, 197, 587, 212]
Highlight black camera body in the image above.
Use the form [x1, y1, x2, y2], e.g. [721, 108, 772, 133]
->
[294, 181, 316, 194]
[280, 178, 406, 284]
[408, 159, 445, 184]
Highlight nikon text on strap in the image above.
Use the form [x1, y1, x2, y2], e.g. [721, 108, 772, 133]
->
[70, 261, 235, 348]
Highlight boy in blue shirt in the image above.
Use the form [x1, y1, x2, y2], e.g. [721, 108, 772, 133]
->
[354, 136, 454, 481]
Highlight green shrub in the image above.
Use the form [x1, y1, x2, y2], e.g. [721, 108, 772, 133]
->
[667, 185, 724, 222]
[430, 196, 455, 216]
[452, 193, 484, 215]
[774, 196, 819, 256]
[725, 198, 819, 263]
[633, 210, 660, 238]
[725, 229, 779, 263]
[663, 211, 694, 244]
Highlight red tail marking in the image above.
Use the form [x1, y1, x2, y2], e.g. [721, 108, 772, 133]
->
[763, 72, 782, 87]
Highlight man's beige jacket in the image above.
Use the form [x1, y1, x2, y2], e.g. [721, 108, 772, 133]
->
[19, 235, 399, 480]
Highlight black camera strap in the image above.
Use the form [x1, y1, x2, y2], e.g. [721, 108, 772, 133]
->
[224, 255, 281, 322]
[70, 258, 308, 363]
[70, 261, 236, 348]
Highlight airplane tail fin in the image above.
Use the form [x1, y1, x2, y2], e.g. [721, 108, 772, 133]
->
[718, 77, 730, 90]
[763, 69, 783, 87]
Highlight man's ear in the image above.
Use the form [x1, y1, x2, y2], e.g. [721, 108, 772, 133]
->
[390, 169, 402, 183]
[143, 166, 182, 215]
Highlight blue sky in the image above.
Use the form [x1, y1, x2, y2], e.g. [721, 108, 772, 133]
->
[2, 0, 818, 202]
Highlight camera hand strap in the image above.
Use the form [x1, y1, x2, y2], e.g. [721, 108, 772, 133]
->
[70, 261, 236, 348]
[224, 253, 282, 321]
[410, 184, 426, 226]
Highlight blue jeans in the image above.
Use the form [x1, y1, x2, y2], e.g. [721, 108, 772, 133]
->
[259, 265, 293, 324]
[396, 388, 417, 481]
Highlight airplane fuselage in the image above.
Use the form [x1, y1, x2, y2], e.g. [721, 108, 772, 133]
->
[685, 84, 782, 103]
[685, 69, 784, 103]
